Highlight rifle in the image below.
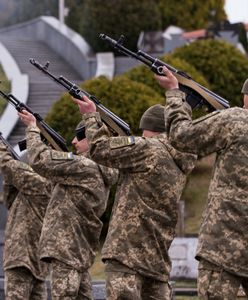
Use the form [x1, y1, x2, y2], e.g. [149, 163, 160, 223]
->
[0, 132, 20, 160]
[0, 90, 68, 152]
[29, 58, 130, 136]
[99, 34, 230, 112]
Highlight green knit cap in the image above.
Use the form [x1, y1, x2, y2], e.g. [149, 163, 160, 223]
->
[241, 79, 248, 94]
[139, 104, 165, 132]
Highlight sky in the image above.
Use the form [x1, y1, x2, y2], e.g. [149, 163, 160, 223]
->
[225, 0, 248, 23]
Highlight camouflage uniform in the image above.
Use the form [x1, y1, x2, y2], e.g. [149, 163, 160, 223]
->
[104, 260, 172, 299]
[0, 142, 51, 299]
[26, 126, 117, 299]
[165, 89, 248, 299]
[82, 112, 197, 299]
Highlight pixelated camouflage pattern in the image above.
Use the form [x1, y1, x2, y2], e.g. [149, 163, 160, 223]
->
[5, 267, 47, 300]
[0, 142, 51, 280]
[165, 90, 248, 277]
[105, 260, 172, 299]
[26, 126, 118, 271]
[82, 112, 197, 282]
[2, 181, 18, 209]
[198, 259, 248, 299]
[51, 260, 93, 299]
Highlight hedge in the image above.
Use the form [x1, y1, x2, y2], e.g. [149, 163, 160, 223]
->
[172, 39, 248, 107]
[0, 64, 10, 115]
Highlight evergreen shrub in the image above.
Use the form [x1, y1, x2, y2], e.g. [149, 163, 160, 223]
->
[173, 39, 248, 107]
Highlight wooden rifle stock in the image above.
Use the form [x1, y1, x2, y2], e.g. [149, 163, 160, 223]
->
[99, 34, 230, 112]
[29, 58, 131, 136]
[0, 90, 68, 152]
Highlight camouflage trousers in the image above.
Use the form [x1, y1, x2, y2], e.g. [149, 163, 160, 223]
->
[4, 267, 47, 300]
[105, 260, 172, 300]
[198, 259, 248, 299]
[51, 259, 93, 300]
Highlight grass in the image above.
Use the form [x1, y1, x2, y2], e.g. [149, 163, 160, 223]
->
[90, 252, 105, 280]
[182, 154, 215, 235]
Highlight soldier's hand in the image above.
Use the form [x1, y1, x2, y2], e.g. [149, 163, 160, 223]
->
[72, 95, 96, 114]
[155, 66, 179, 90]
[18, 110, 36, 127]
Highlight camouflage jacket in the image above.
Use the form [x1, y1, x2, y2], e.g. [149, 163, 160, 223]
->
[26, 126, 117, 271]
[0, 143, 51, 280]
[165, 89, 248, 277]
[82, 112, 196, 282]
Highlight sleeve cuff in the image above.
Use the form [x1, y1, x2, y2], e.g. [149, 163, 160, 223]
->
[166, 90, 186, 105]
[26, 125, 40, 134]
[166, 89, 185, 98]
[82, 112, 102, 123]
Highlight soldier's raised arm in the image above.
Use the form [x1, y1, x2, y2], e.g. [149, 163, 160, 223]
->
[156, 67, 248, 299]
[155, 67, 241, 157]
[73, 95, 164, 171]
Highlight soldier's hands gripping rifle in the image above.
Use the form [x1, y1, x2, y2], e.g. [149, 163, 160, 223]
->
[99, 34, 230, 112]
[29, 58, 130, 136]
[0, 90, 68, 152]
[0, 132, 20, 160]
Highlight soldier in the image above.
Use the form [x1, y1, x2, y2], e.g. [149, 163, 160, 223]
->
[19, 110, 117, 300]
[241, 78, 248, 108]
[155, 66, 248, 299]
[0, 142, 51, 299]
[72, 95, 197, 300]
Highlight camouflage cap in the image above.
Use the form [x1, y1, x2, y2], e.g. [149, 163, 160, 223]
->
[241, 79, 248, 94]
[139, 104, 165, 132]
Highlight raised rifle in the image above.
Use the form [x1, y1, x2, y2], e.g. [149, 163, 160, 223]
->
[0, 132, 20, 160]
[29, 58, 131, 136]
[0, 90, 68, 152]
[99, 34, 230, 112]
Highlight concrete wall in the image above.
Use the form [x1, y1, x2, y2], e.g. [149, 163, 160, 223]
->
[169, 237, 198, 279]
[0, 17, 143, 80]
[0, 43, 29, 140]
[0, 17, 96, 79]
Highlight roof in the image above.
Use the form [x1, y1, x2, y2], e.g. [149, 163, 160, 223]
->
[182, 29, 207, 40]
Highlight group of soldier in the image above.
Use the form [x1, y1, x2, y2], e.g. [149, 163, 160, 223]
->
[0, 65, 247, 300]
